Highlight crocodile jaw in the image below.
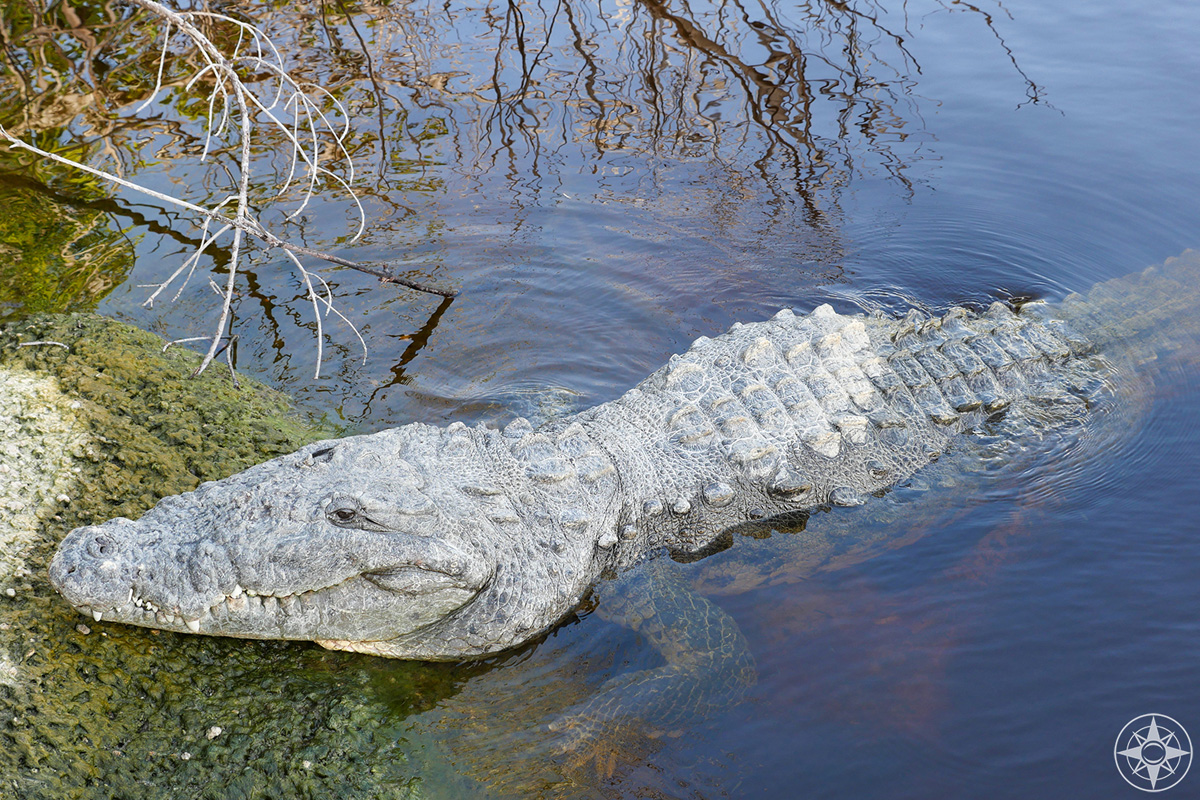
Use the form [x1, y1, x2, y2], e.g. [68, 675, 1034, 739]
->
[49, 515, 488, 647]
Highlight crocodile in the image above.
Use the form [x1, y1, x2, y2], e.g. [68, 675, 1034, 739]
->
[48, 251, 1200, 738]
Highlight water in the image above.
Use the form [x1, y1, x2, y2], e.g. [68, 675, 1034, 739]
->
[3, 0, 1200, 796]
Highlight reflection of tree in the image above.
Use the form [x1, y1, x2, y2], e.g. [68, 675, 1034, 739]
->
[88, 0, 1034, 234]
[399, 0, 928, 193]
[357, 0, 1043, 235]
[0, 1, 137, 136]
[0, 2, 147, 319]
[0, 169, 136, 321]
[0, 0, 1043, 375]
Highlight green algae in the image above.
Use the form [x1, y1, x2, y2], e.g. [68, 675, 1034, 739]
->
[0, 313, 462, 799]
[0, 609, 432, 800]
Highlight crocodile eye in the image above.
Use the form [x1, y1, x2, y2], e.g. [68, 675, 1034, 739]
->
[322, 495, 390, 531]
[327, 507, 359, 525]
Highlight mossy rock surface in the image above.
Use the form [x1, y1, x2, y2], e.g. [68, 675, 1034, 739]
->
[0, 313, 457, 800]
[1, 313, 320, 528]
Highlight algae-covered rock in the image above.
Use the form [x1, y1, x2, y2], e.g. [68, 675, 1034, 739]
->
[0, 314, 457, 800]
[1, 313, 318, 529]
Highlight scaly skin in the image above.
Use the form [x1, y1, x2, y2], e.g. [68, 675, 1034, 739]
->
[48, 252, 1200, 667]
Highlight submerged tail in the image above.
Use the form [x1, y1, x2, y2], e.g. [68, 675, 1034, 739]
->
[1051, 249, 1200, 365]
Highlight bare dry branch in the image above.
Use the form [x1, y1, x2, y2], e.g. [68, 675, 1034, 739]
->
[0, 0, 455, 379]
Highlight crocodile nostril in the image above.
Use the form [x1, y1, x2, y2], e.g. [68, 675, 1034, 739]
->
[87, 533, 117, 559]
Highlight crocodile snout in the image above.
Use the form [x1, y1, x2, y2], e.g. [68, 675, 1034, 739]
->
[49, 521, 137, 613]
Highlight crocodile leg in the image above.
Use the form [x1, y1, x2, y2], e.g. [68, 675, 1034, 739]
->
[547, 557, 756, 751]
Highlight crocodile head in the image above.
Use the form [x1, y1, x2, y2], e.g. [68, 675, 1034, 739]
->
[48, 423, 600, 660]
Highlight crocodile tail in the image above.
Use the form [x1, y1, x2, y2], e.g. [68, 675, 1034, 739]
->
[1052, 249, 1200, 365]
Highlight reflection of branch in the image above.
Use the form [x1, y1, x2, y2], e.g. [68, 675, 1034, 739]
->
[637, 0, 807, 158]
[0, 167, 221, 256]
[940, 0, 1050, 108]
[361, 294, 457, 416]
[330, 0, 391, 176]
[560, 1, 607, 155]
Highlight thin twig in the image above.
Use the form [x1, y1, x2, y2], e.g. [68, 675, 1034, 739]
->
[162, 335, 240, 385]
[195, 61, 255, 376]
[162, 336, 214, 351]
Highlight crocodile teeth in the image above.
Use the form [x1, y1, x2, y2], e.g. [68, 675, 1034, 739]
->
[92, 610, 103, 622]
[186, 618, 201, 633]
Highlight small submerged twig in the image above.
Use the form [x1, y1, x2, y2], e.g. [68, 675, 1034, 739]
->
[17, 341, 71, 349]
